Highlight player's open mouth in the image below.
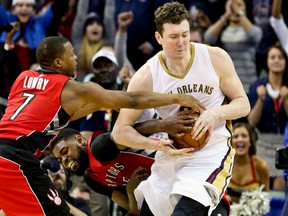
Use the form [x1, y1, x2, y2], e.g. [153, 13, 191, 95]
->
[68, 160, 78, 171]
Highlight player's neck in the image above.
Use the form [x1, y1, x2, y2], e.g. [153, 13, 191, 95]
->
[40, 66, 62, 74]
[162, 50, 191, 76]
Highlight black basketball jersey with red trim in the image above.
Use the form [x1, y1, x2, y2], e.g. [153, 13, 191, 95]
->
[0, 70, 71, 157]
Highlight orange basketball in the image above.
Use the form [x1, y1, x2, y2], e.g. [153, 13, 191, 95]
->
[170, 112, 208, 151]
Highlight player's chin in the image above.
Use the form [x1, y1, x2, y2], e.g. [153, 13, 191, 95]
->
[74, 165, 86, 176]
[174, 53, 185, 59]
[71, 71, 77, 79]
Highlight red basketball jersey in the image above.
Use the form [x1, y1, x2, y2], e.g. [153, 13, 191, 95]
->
[0, 70, 71, 156]
[86, 137, 154, 187]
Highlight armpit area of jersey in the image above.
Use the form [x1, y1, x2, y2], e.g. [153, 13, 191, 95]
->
[91, 132, 120, 163]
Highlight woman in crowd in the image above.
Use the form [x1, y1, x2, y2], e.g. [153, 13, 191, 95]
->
[248, 43, 288, 190]
[228, 122, 269, 203]
[204, 0, 262, 93]
[71, 0, 105, 80]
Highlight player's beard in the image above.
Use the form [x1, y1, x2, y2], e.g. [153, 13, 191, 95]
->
[74, 149, 89, 176]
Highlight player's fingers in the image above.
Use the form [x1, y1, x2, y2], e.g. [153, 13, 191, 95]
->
[179, 118, 196, 125]
[195, 125, 208, 140]
[191, 120, 208, 138]
[178, 110, 194, 116]
[191, 124, 203, 139]
[173, 132, 185, 139]
[183, 125, 193, 131]
[175, 121, 193, 129]
[158, 139, 173, 149]
[204, 132, 211, 144]
[138, 173, 149, 181]
[135, 166, 148, 174]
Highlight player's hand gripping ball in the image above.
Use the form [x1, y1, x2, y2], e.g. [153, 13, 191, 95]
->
[170, 111, 208, 151]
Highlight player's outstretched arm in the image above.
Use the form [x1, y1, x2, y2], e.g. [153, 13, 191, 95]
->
[61, 80, 205, 121]
[133, 110, 195, 138]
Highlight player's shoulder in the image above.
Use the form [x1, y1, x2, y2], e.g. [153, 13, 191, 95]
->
[62, 79, 82, 93]
[206, 45, 234, 75]
[61, 79, 99, 106]
[128, 62, 152, 91]
[207, 45, 229, 60]
[136, 51, 162, 75]
[64, 79, 99, 92]
[134, 61, 151, 76]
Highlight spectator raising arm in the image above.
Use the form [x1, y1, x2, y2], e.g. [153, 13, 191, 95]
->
[270, 0, 288, 55]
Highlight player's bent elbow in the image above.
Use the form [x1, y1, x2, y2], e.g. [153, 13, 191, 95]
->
[243, 105, 251, 116]
[240, 99, 251, 117]
[111, 128, 122, 145]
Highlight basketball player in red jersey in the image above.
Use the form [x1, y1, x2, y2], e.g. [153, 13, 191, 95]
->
[0, 36, 205, 215]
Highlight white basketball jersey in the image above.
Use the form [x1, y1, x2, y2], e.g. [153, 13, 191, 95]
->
[148, 42, 231, 140]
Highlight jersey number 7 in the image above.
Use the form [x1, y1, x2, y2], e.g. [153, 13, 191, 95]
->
[10, 92, 36, 121]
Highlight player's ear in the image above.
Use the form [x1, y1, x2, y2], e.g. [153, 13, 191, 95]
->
[155, 31, 162, 45]
[75, 134, 86, 146]
[53, 58, 62, 68]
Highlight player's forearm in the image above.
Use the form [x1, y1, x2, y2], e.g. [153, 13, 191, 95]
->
[133, 119, 162, 136]
[111, 191, 140, 215]
[211, 97, 250, 122]
[111, 190, 130, 211]
[110, 90, 204, 111]
[72, 81, 203, 112]
[112, 126, 161, 150]
[77, 83, 180, 110]
[119, 91, 180, 109]
[127, 192, 141, 215]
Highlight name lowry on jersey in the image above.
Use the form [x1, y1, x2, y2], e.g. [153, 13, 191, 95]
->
[23, 75, 49, 90]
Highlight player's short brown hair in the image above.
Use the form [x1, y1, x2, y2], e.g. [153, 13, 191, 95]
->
[154, 2, 190, 36]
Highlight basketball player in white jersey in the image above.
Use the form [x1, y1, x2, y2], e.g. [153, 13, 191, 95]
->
[112, 2, 250, 216]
